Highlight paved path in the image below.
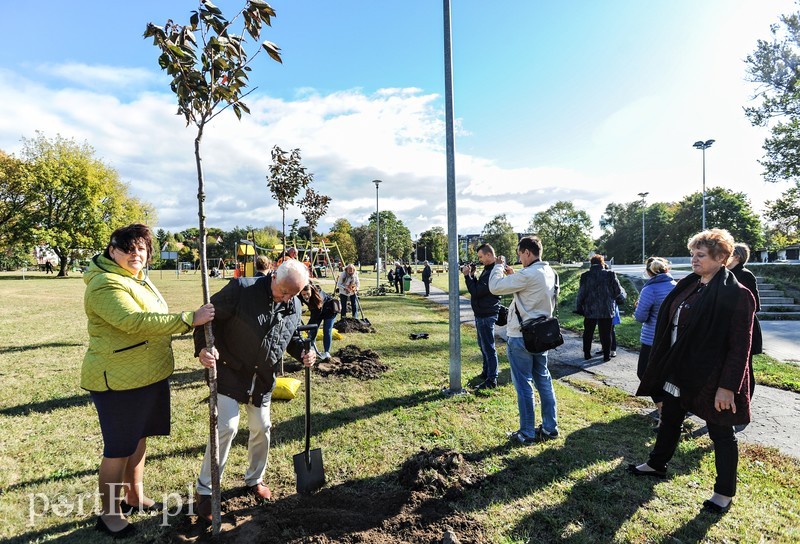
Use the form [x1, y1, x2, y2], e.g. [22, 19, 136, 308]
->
[408, 278, 800, 459]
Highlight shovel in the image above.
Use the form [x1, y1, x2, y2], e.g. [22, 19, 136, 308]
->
[293, 324, 325, 494]
[355, 293, 371, 326]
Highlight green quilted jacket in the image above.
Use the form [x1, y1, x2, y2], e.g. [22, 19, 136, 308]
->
[81, 255, 195, 392]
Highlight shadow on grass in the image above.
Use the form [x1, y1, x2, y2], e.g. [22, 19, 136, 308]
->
[442, 413, 712, 542]
[272, 388, 443, 444]
[0, 341, 84, 354]
[0, 369, 204, 417]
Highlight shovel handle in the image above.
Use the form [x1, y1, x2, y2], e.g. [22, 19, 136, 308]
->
[304, 365, 311, 457]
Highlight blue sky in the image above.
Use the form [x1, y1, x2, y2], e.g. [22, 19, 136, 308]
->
[1, 0, 795, 240]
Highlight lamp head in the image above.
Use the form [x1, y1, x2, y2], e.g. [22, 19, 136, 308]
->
[373, 179, 382, 189]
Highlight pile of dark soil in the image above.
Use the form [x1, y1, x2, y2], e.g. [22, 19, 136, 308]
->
[170, 448, 486, 543]
[334, 317, 376, 333]
[399, 447, 476, 498]
[315, 345, 387, 380]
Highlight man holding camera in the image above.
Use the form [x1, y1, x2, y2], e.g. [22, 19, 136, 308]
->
[462, 243, 502, 390]
[488, 236, 559, 445]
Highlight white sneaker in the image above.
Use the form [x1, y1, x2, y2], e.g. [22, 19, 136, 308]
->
[322, 352, 331, 360]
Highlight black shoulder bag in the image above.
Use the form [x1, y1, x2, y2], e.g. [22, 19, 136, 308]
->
[513, 269, 563, 353]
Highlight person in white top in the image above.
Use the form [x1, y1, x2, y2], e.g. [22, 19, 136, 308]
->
[488, 235, 559, 446]
[336, 263, 360, 318]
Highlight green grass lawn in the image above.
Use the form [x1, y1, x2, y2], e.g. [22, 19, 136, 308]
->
[1, 271, 799, 542]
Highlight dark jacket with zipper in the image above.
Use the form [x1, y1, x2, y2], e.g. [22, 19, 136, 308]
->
[194, 275, 304, 407]
[637, 268, 755, 425]
[464, 264, 501, 318]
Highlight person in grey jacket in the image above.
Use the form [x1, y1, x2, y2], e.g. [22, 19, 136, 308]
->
[576, 254, 626, 362]
[193, 259, 314, 520]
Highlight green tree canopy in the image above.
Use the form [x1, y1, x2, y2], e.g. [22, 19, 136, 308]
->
[21, 133, 151, 276]
[419, 226, 447, 264]
[366, 210, 412, 263]
[0, 150, 33, 249]
[659, 187, 764, 255]
[746, 8, 800, 182]
[327, 218, 357, 264]
[481, 214, 518, 262]
[527, 201, 592, 263]
[598, 200, 672, 263]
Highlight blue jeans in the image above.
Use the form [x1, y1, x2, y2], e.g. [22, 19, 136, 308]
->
[475, 315, 499, 381]
[339, 294, 358, 318]
[321, 316, 335, 352]
[507, 336, 558, 439]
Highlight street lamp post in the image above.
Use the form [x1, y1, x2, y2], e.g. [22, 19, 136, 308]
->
[373, 179, 382, 287]
[692, 139, 714, 230]
[637, 192, 649, 263]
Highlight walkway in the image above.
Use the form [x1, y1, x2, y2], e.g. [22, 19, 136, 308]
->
[408, 278, 800, 459]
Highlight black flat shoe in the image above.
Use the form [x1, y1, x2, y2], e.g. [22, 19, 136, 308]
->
[95, 516, 136, 539]
[119, 500, 164, 515]
[627, 463, 667, 479]
[702, 499, 732, 514]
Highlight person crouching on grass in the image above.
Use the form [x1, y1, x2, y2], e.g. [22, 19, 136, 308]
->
[82, 224, 215, 538]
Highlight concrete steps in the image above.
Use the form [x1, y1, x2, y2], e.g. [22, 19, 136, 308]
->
[756, 277, 798, 320]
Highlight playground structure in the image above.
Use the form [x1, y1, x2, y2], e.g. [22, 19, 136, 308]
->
[234, 238, 346, 279]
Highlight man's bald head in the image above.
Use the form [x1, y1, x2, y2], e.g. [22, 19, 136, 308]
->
[272, 259, 309, 302]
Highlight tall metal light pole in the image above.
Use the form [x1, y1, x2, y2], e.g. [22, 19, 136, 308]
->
[443, 0, 462, 394]
[373, 179, 382, 287]
[637, 192, 649, 263]
[692, 139, 714, 230]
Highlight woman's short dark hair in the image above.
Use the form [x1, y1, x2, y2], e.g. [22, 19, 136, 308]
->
[732, 243, 750, 266]
[517, 236, 542, 257]
[104, 224, 154, 263]
[590, 254, 605, 266]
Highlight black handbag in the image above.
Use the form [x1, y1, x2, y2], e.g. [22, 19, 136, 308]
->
[496, 305, 509, 326]
[512, 270, 563, 352]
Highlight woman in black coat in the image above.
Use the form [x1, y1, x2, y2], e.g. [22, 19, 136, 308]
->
[630, 229, 756, 515]
[727, 243, 761, 397]
[576, 254, 626, 361]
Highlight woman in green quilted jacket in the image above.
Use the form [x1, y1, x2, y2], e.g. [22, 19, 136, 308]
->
[82, 224, 214, 538]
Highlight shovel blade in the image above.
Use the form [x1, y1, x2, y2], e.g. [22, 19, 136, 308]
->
[293, 448, 325, 494]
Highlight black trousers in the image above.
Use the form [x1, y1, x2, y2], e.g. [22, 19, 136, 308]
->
[648, 395, 738, 497]
[637, 344, 664, 405]
[582, 317, 612, 359]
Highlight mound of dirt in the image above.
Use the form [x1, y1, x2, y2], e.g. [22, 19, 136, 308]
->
[334, 317, 376, 333]
[170, 450, 486, 543]
[399, 448, 476, 498]
[315, 345, 387, 380]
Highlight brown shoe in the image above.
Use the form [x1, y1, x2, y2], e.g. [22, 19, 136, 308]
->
[250, 482, 272, 501]
[194, 493, 212, 522]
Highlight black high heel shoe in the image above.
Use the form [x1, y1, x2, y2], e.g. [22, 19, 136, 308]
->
[95, 516, 136, 539]
[702, 499, 732, 514]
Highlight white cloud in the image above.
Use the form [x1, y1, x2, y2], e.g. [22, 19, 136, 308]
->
[0, 64, 787, 241]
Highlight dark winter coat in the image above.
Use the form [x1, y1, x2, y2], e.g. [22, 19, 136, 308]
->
[421, 265, 432, 283]
[637, 268, 755, 426]
[576, 264, 626, 319]
[194, 275, 305, 407]
[729, 263, 762, 355]
[464, 264, 501, 318]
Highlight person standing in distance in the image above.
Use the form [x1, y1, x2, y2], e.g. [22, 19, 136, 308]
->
[193, 259, 315, 521]
[421, 261, 433, 297]
[489, 236, 560, 445]
[462, 244, 501, 389]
